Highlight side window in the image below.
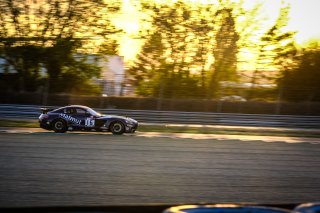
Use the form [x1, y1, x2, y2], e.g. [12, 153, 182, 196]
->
[64, 108, 76, 114]
[54, 109, 64, 113]
[75, 108, 87, 115]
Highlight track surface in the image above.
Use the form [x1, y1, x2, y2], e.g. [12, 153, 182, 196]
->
[0, 130, 320, 207]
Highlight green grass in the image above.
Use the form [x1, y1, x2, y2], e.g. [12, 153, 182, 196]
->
[0, 120, 39, 128]
[1, 119, 319, 138]
[138, 124, 320, 138]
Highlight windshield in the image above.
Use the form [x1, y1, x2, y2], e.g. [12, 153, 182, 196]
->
[87, 108, 102, 117]
[0, 0, 320, 211]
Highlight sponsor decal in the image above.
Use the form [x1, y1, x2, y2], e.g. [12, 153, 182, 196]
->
[59, 114, 81, 125]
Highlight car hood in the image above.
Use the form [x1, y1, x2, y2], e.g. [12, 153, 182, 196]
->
[98, 115, 125, 119]
[98, 115, 137, 123]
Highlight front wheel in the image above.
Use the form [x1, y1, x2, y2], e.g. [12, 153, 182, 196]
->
[52, 120, 67, 133]
[110, 122, 125, 135]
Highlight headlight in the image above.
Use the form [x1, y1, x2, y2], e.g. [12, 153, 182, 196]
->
[125, 119, 133, 124]
[125, 118, 136, 125]
[39, 114, 49, 120]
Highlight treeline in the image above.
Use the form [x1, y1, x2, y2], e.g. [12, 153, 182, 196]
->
[0, 0, 121, 94]
[129, 1, 320, 102]
[2, 93, 320, 115]
[0, 0, 320, 102]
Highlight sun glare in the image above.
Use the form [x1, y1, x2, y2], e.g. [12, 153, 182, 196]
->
[114, 0, 320, 63]
[286, 0, 320, 44]
[236, 0, 320, 45]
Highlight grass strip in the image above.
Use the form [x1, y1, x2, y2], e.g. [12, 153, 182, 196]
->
[0, 119, 319, 138]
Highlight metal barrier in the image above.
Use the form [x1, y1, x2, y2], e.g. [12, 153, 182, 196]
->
[0, 104, 320, 128]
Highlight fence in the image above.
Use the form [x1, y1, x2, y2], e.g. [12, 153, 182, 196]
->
[0, 104, 319, 129]
[1, 93, 320, 115]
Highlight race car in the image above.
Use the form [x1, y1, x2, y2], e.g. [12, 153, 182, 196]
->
[39, 105, 138, 135]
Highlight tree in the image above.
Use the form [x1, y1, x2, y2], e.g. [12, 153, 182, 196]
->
[129, 0, 266, 99]
[129, 31, 165, 97]
[279, 43, 320, 102]
[42, 38, 101, 94]
[129, 1, 204, 98]
[1, 45, 44, 91]
[210, 7, 239, 98]
[0, 0, 121, 93]
[188, 4, 216, 95]
[248, 4, 296, 100]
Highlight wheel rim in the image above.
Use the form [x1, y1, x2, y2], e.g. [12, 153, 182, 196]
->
[55, 121, 64, 130]
[113, 123, 122, 133]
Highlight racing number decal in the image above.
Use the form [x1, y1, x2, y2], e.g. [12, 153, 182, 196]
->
[85, 118, 95, 127]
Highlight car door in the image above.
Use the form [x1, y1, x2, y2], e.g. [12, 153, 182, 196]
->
[72, 107, 87, 128]
[76, 108, 95, 128]
[62, 107, 82, 127]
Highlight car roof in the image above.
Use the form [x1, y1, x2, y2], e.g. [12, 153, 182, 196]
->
[67, 105, 91, 109]
[53, 105, 91, 111]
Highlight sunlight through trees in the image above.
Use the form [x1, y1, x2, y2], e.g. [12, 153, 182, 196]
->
[0, 0, 319, 103]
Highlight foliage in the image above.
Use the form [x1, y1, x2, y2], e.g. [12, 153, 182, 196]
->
[279, 43, 320, 102]
[210, 7, 239, 98]
[129, 1, 246, 99]
[0, 0, 121, 94]
[129, 1, 204, 98]
[0, 45, 44, 91]
[246, 4, 297, 100]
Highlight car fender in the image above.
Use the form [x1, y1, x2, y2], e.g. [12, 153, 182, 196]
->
[103, 118, 126, 129]
[51, 117, 68, 128]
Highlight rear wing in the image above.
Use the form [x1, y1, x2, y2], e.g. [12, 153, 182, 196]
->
[40, 107, 54, 114]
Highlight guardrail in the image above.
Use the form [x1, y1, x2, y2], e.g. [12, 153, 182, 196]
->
[0, 104, 320, 128]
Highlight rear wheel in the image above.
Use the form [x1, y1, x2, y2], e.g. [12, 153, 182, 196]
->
[110, 122, 125, 135]
[52, 120, 67, 133]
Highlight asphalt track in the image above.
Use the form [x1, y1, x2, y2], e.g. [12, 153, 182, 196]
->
[0, 128, 320, 207]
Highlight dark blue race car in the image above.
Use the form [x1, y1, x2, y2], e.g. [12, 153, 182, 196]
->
[39, 105, 138, 135]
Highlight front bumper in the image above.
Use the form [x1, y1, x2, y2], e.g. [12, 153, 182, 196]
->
[125, 122, 138, 133]
[39, 120, 52, 130]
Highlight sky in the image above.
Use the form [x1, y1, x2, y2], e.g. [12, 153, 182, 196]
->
[259, 0, 320, 44]
[114, 0, 320, 62]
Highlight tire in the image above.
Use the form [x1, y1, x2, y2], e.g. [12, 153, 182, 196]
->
[110, 121, 125, 135]
[52, 120, 67, 133]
